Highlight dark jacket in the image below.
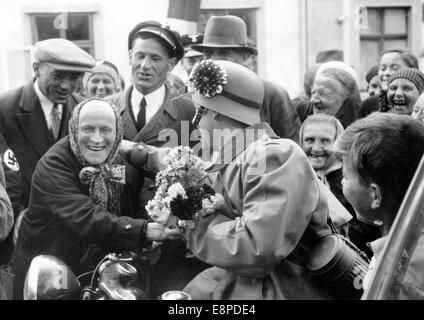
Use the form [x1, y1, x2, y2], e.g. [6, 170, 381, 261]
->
[0, 82, 82, 208]
[261, 80, 301, 142]
[11, 138, 148, 299]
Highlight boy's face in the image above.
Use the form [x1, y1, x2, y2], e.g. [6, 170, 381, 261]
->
[342, 155, 381, 224]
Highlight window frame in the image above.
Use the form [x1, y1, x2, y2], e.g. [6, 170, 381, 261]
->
[28, 12, 95, 56]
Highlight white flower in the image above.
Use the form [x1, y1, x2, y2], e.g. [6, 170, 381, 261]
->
[167, 182, 187, 200]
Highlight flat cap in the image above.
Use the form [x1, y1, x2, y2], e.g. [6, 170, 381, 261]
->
[33, 38, 96, 73]
[128, 21, 184, 61]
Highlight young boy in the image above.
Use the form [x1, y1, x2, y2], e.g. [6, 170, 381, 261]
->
[333, 112, 424, 297]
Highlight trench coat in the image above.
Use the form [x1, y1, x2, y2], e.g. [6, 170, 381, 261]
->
[180, 123, 346, 299]
[10, 138, 148, 299]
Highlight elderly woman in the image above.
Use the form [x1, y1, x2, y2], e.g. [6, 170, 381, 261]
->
[309, 67, 361, 128]
[360, 49, 419, 117]
[10, 98, 178, 299]
[83, 60, 122, 98]
[299, 114, 380, 257]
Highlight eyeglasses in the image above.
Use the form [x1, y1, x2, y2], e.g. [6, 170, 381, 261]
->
[192, 106, 206, 127]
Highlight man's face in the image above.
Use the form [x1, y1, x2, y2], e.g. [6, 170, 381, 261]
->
[181, 56, 203, 75]
[342, 155, 380, 224]
[367, 75, 382, 97]
[310, 75, 347, 116]
[86, 73, 116, 98]
[203, 48, 247, 66]
[129, 37, 177, 95]
[78, 101, 117, 165]
[35, 63, 82, 104]
[302, 122, 336, 171]
[379, 52, 410, 91]
[387, 78, 420, 115]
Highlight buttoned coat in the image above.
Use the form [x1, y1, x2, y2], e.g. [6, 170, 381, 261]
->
[0, 82, 82, 208]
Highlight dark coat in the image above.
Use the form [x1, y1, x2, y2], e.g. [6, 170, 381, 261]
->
[10, 137, 148, 299]
[0, 82, 82, 208]
[261, 80, 301, 142]
[107, 85, 207, 298]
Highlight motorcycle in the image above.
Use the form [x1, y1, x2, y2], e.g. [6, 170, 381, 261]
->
[23, 251, 148, 300]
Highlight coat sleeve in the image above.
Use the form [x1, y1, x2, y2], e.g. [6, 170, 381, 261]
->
[0, 163, 14, 242]
[185, 140, 323, 276]
[30, 150, 149, 251]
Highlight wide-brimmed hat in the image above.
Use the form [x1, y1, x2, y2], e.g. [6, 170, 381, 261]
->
[189, 59, 263, 125]
[191, 15, 257, 55]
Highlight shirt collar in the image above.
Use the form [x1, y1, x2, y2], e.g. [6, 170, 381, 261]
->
[33, 79, 54, 109]
[132, 84, 166, 107]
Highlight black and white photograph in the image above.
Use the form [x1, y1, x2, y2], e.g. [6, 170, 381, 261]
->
[0, 0, 424, 305]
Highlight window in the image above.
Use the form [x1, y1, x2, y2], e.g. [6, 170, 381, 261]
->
[29, 12, 94, 55]
[359, 7, 410, 90]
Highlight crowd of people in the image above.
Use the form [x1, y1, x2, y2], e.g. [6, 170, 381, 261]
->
[0, 13, 424, 300]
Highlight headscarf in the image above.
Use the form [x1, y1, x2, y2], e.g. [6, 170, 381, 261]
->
[299, 114, 345, 184]
[69, 98, 125, 216]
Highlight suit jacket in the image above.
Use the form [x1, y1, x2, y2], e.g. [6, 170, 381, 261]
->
[107, 84, 196, 147]
[0, 82, 82, 208]
[261, 80, 301, 142]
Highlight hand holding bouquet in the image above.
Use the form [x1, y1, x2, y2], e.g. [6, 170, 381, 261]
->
[145, 146, 224, 229]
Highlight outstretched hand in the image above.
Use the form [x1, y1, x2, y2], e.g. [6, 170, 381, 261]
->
[146, 222, 183, 242]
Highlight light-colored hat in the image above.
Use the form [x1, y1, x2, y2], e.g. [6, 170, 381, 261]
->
[33, 38, 95, 73]
[82, 60, 120, 89]
[316, 61, 358, 83]
[190, 59, 263, 125]
[191, 15, 257, 55]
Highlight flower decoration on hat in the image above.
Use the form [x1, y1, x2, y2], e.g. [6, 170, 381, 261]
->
[188, 59, 228, 97]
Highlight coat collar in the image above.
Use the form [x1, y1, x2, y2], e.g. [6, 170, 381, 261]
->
[206, 122, 278, 172]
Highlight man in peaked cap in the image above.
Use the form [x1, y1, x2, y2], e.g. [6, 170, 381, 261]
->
[0, 38, 95, 261]
[107, 21, 203, 299]
[178, 33, 204, 84]
[192, 15, 301, 142]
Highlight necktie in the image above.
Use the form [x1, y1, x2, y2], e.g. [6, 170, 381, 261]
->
[50, 104, 61, 141]
[136, 97, 146, 131]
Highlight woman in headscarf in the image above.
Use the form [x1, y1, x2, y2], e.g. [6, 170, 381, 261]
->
[10, 98, 179, 299]
[309, 67, 361, 128]
[299, 114, 380, 256]
[359, 49, 419, 118]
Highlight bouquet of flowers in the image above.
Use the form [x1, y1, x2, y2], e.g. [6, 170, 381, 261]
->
[145, 146, 225, 229]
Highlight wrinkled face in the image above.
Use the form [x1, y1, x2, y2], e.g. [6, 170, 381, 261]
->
[78, 101, 117, 165]
[181, 56, 203, 75]
[412, 94, 424, 123]
[387, 78, 420, 115]
[302, 122, 337, 171]
[311, 75, 347, 116]
[35, 63, 82, 104]
[203, 48, 247, 66]
[368, 75, 382, 97]
[86, 73, 116, 98]
[342, 155, 380, 224]
[129, 37, 177, 95]
[379, 52, 410, 91]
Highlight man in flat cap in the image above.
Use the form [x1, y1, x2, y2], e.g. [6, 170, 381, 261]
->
[107, 21, 202, 299]
[192, 15, 301, 142]
[0, 38, 95, 257]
